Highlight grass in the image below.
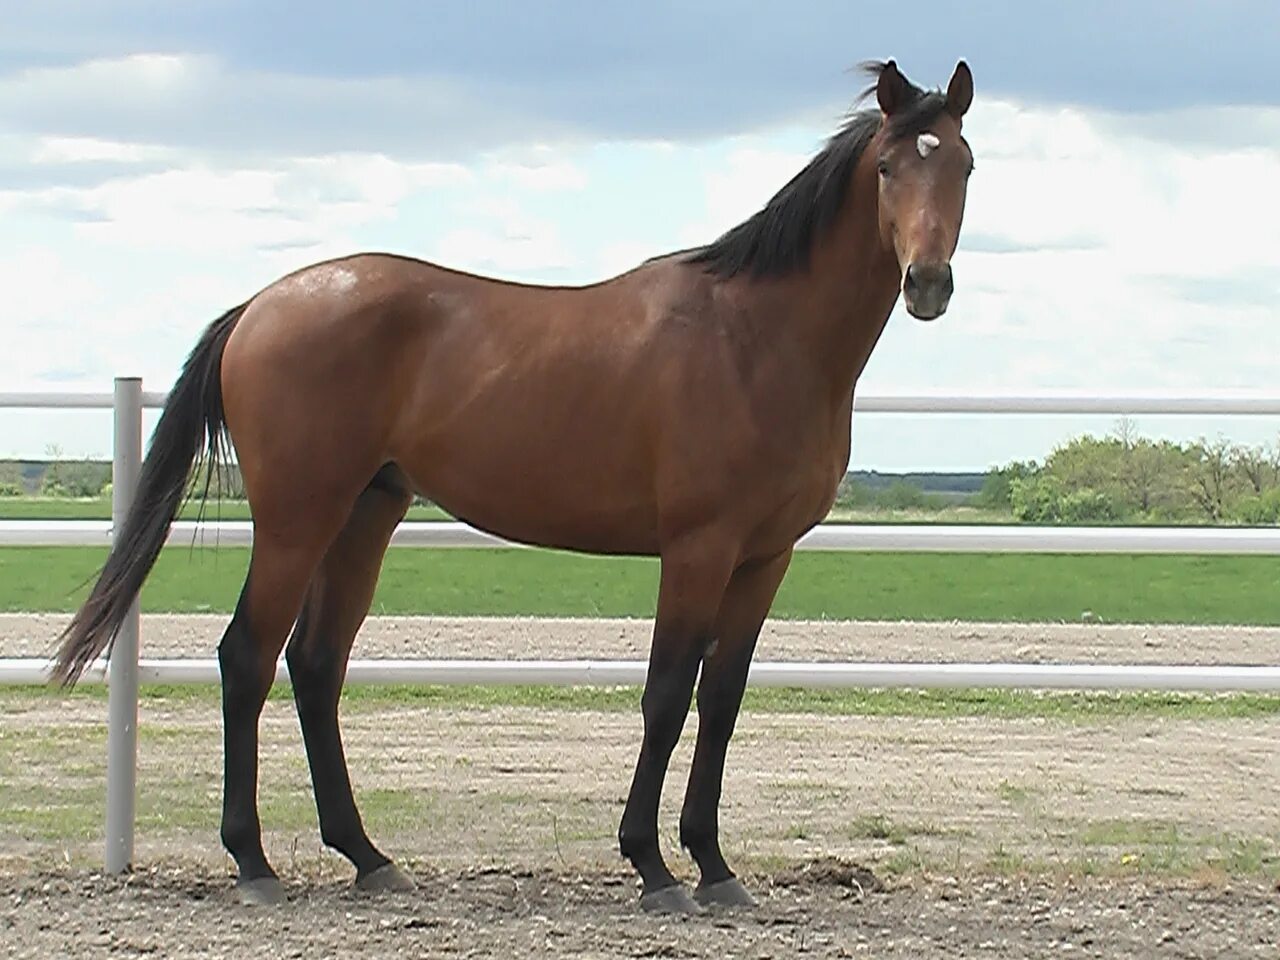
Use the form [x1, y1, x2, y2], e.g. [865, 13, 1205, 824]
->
[826, 504, 1014, 525]
[0, 719, 435, 842]
[3, 545, 1279, 624]
[845, 814, 955, 845]
[4, 683, 1280, 721]
[1074, 819, 1279, 876]
[997, 781, 1034, 806]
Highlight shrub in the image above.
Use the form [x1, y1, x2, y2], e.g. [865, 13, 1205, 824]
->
[1011, 475, 1123, 524]
[41, 460, 110, 497]
[877, 480, 928, 510]
[975, 461, 1038, 510]
[1233, 488, 1280, 525]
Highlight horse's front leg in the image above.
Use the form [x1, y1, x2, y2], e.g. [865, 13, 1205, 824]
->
[617, 533, 739, 914]
[680, 548, 793, 908]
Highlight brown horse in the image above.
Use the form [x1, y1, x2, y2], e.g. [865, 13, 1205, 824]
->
[53, 59, 975, 913]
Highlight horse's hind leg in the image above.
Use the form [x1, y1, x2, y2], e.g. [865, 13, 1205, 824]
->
[219, 532, 335, 905]
[284, 466, 414, 891]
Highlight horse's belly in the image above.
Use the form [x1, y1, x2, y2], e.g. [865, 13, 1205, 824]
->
[400, 434, 661, 556]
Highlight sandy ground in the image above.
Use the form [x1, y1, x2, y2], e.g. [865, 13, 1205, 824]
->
[3, 866, 1278, 959]
[5, 612, 1280, 664]
[3, 615, 1279, 956]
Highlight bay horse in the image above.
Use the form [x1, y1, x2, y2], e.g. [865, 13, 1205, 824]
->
[52, 59, 975, 913]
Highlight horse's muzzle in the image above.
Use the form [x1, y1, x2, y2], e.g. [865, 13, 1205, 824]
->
[902, 262, 954, 320]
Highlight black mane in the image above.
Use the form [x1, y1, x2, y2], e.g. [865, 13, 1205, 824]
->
[684, 64, 949, 280]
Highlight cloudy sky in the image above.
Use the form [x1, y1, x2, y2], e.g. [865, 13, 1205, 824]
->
[2, 1, 1278, 470]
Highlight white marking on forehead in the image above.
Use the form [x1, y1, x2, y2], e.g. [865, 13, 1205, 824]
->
[917, 132, 940, 158]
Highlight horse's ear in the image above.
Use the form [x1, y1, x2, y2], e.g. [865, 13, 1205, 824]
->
[876, 60, 908, 116]
[946, 60, 973, 118]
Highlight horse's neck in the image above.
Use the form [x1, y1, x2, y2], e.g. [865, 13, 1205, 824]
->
[772, 207, 902, 402]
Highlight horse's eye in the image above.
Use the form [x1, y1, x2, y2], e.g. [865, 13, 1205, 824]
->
[877, 160, 891, 178]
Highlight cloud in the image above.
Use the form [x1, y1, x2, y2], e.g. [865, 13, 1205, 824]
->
[428, 196, 578, 276]
[430, 224, 576, 277]
[677, 144, 811, 247]
[487, 157, 588, 192]
[595, 241, 665, 278]
[0, 151, 474, 259]
[30, 135, 177, 164]
[5, 3, 1279, 172]
[957, 233, 1103, 255]
[1143, 271, 1280, 311]
[0, 53, 568, 163]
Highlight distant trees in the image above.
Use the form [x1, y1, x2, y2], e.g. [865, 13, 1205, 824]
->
[835, 475, 947, 512]
[0, 449, 246, 502]
[974, 460, 1037, 511]
[39, 445, 111, 498]
[0, 463, 23, 497]
[185, 456, 246, 500]
[979, 421, 1280, 525]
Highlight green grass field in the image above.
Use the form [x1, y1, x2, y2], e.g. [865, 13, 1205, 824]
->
[2, 544, 1277, 624]
[3, 682, 1278, 722]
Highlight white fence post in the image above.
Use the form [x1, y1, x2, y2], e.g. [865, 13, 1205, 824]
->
[105, 377, 142, 875]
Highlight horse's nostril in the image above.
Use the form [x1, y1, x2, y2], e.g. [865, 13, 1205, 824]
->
[904, 264, 922, 295]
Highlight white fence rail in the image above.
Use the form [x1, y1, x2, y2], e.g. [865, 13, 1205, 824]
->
[4, 518, 1280, 553]
[2, 381, 1279, 875]
[6, 388, 1280, 415]
[4, 657, 1280, 693]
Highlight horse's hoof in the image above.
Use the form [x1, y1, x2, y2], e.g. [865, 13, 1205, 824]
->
[355, 862, 417, 893]
[640, 883, 704, 915]
[234, 876, 285, 906]
[694, 877, 756, 909]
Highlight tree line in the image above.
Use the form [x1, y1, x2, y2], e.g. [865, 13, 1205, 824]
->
[976, 421, 1280, 524]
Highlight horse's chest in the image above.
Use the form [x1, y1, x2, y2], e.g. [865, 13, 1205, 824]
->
[787, 461, 842, 522]
[749, 447, 844, 551]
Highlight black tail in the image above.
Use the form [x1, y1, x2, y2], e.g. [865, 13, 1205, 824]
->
[51, 303, 247, 686]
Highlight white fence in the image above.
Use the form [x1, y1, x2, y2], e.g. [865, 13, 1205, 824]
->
[2, 380, 1279, 874]
[6, 518, 1280, 553]
[5, 656, 1279, 692]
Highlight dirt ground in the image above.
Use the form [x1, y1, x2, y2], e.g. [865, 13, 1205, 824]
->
[3, 864, 1278, 959]
[2, 615, 1279, 956]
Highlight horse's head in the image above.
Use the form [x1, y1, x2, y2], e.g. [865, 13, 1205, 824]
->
[871, 60, 974, 320]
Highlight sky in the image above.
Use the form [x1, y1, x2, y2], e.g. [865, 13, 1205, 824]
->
[2, 1, 1278, 471]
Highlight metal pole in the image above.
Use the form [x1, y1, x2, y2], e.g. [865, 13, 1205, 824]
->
[106, 377, 142, 874]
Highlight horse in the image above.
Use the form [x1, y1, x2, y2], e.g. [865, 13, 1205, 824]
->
[52, 58, 975, 914]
